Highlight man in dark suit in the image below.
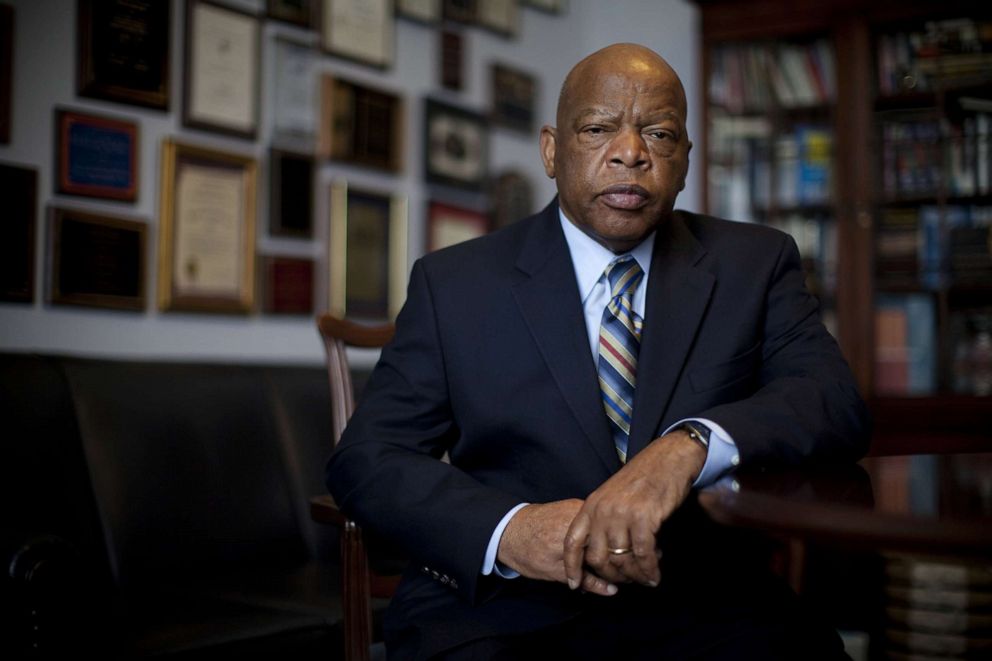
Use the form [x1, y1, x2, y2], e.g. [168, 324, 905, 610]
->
[327, 43, 870, 660]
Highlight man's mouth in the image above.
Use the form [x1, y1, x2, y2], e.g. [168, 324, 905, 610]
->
[599, 184, 649, 210]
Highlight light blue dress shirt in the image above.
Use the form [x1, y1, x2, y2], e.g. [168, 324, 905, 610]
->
[481, 211, 740, 577]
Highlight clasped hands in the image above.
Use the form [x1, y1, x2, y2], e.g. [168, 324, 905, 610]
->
[496, 430, 706, 596]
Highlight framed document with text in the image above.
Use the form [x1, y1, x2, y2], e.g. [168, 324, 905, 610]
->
[158, 140, 257, 313]
[184, 0, 260, 139]
[491, 63, 535, 134]
[427, 200, 489, 252]
[77, 0, 170, 110]
[321, 0, 394, 69]
[424, 98, 488, 190]
[0, 162, 37, 303]
[320, 74, 403, 172]
[476, 0, 518, 37]
[48, 207, 146, 311]
[328, 181, 407, 320]
[272, 37, 317, 145]
[56, 109, 138, 201]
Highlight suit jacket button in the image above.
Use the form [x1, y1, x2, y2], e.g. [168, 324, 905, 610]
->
[450, 579, 459, 589]
[431, 570, 440, 580]
[421, 566, 430, 574]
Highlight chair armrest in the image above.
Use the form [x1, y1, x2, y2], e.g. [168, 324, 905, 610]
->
[309, 494, 348, 527]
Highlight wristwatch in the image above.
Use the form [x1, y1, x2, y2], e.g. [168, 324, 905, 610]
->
[676, 421, 710, 450]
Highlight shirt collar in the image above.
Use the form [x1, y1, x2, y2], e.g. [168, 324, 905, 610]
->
[559, 208, 654, 303]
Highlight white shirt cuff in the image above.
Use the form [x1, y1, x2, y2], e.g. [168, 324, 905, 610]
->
[663, 417, 740, 488]
[481, 503, 528, 578]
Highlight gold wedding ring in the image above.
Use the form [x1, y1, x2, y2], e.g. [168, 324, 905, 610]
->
[608, 547, 632, 555]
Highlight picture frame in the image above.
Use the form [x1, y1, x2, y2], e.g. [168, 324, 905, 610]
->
[319, 74, 403, 172]
[476, 0, 519, 38]
[321, 0, 394, 69]
[269, 149, 314, 238]
[0, 162, 37, 303]
[266, 0, 315, 28]
[272, 36, 318, 146]
[328, 181, 407, 320]
[158, 139, 257, 314]
[491, 63, 536, 134]
[55, 109, 138, 202]
[260, 256, 314, 315]
[427, 200, 489, 252]
[424, 98, 488, 191]
[490, 169, 534, 230]
[77, 0, 170, 110]
[396, 0, 441, 24]
[183, 0, 261, 139]
[48, 207, 146, 311]
[442, 0, 476, 24]
[440, 29, 463, 91]
[0, 5, 12, 144]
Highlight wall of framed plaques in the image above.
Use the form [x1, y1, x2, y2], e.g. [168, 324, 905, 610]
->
[0, 0, 701, 364]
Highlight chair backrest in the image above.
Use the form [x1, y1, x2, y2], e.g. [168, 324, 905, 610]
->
[316, 314, 395, 445]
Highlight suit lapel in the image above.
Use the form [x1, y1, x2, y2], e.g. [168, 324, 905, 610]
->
[511, 203, 621, 475]
[627, 212, 716, 457]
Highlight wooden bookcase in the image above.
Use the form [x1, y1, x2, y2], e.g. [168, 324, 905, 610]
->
[694, 0, 992, 450]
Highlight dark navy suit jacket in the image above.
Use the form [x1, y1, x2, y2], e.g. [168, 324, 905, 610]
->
[326, 200, 869, 657]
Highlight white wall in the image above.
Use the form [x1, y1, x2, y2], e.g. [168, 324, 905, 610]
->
[0, 0, 699, 365]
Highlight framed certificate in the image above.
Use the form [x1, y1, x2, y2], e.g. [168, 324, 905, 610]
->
[321, 0, 394, 69]
[183, 0, 261, 139]
[269, 149, 314, 238]
[328, 181, 407, 320]
[491, 63, 535, 134]
[55, 109, 138, 202]
[272, 36, 317, 145]
[158, 140, 257, 313]
[397, 0, 441, 24]
[319, 74, 403, 172]
[48, 207, 146, 311]
[0, 5, 12, 143]
[260, 256, 314, 315]
[476, 0, 518, 37]
[266, 0, 316, 28]
[0, 162, 37, 303]
[427, 201, 489, 252]
[77, 0, 170, 110]
[424, 98, 488, 191]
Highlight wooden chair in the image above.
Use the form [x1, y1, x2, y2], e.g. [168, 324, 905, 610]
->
[310, 314, 402, 661]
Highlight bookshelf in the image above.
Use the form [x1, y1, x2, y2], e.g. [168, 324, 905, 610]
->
[695, 0, 992, 445]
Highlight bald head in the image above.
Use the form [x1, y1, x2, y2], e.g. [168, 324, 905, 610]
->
[556, 44, 687, 127]
[540, 42, 692, 253]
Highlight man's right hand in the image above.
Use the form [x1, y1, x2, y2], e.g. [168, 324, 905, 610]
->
[495, 499, 618, 597]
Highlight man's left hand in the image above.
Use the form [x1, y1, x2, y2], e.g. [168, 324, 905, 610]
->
[562, 431, 706, 591]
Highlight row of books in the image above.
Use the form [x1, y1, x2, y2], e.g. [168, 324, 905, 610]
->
[769, 214, 837, 298]
[708, 119, 833, 218]
[876, 205, 992, 290]
[882, 554, 992, 659]
[950, 307, 992, 397]
[877, 18, 992, 96]
[881, 113, 992, 200]
[708, 40, 835, 113]
[874, 293, 936, 396]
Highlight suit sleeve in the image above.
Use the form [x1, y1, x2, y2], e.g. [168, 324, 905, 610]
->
[325, 259, 522, 604]
[699, 234, 871, 467]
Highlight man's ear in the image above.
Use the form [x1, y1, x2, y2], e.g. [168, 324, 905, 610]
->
[679, 140, 693, 192]
[539, 126, 557, 179]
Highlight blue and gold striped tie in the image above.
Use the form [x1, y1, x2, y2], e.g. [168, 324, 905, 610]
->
[598, 256, 644, 463]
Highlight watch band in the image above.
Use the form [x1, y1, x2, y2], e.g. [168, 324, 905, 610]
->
[678, 421, 710, 450]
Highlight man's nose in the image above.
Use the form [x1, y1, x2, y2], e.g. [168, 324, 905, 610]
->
[607, 128, 649, 169]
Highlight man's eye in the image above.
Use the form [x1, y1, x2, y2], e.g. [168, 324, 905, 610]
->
[583, 126, 605, 135]
[649, 130, 673, 140]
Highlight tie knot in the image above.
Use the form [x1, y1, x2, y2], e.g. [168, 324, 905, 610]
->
[605, 256, 643, 300]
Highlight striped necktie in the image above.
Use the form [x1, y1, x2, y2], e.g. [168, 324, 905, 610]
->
[598, 256, 644, 463]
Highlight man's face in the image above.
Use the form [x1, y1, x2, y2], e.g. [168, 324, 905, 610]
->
[541, 52, 692, 253]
